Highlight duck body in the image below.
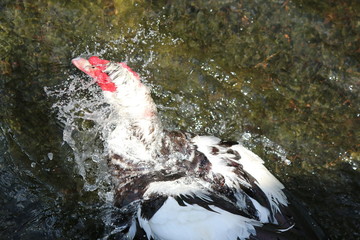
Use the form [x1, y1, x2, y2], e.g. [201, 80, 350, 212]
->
[72, 56, 326, 240]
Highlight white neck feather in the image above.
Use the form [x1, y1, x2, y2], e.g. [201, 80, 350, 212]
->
[102, 63, 164, 162]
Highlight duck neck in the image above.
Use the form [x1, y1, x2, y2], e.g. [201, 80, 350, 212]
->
[103, 90, 164, 162]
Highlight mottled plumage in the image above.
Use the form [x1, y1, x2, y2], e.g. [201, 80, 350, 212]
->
[72, 56, 327, 240]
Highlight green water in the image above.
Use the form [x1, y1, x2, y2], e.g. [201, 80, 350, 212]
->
[0, 0, 359, 239]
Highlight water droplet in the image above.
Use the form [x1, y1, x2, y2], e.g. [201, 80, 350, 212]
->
[242, 132, 252, 141]
[284, 159, 292, 165]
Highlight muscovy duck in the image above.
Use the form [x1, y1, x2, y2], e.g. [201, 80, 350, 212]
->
[72, 56, 326, 240]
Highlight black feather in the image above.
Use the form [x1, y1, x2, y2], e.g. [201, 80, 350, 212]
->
[141, 195, 168, 220]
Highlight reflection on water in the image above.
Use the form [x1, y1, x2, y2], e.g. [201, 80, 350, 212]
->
[0, 0, 359, 239]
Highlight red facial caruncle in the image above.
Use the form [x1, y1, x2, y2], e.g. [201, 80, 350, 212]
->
[72, 56, 116, 92]
[72, 56, 141, 92]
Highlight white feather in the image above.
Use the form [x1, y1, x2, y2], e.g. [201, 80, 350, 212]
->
[191, 135, 287, 220]
[231, 144, 288, 210]
[144, 177, 210, 199]
[192, 136, 249, 188]
[138, 197, 262, 240]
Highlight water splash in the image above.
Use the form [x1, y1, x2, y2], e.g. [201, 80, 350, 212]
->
[45, 71, 126, 238]
[241, 132, 291, 165]
[45, 73, 113, 196]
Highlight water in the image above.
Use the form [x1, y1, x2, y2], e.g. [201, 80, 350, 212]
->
[0, 0, 359, 239]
